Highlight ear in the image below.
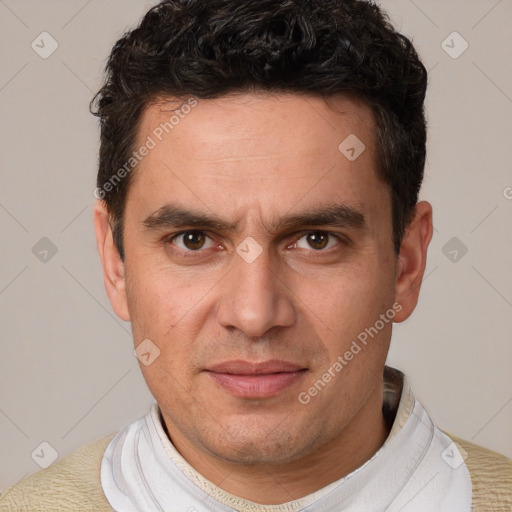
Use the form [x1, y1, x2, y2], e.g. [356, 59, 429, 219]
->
[93, 201, 130, 321]
[393, 201, 433, 323]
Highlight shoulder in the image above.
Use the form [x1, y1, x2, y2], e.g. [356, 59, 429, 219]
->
[445, 432, 512, 511]
[0, 433, 116, 512]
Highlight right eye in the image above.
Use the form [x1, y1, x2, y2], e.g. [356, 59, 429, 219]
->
[169, 230, 216, 252]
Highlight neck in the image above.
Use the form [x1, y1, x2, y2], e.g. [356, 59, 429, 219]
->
[162, 384, 390, 505]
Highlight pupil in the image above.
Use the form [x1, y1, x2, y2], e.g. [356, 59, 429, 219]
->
[308, 232, 328, 250]
[184, 232, 204, 250]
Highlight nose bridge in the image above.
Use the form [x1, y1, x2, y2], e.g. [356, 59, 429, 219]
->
[235, 246, 275, 296]
[216, 243, 295, 337]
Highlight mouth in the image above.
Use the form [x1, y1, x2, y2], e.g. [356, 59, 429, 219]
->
[204, 360, 308, 399]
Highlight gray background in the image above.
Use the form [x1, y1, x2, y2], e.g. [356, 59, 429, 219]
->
[1, 0, 511, 492]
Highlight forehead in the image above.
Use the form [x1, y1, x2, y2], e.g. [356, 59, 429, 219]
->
[137, 92, 376, 163]
[127, 93, 388, 231]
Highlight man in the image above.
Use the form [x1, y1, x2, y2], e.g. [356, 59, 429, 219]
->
[1, 0, 510, 510]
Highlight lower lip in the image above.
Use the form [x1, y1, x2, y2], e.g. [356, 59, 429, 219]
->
[206, 371, 307, 399]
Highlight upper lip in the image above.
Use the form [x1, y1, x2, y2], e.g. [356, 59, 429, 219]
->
[206, 359, 306, 375]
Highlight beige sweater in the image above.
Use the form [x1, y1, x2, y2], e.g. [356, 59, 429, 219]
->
[0, 431, 511, 512]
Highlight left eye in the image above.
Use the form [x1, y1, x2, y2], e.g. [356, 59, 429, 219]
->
[294, 231, 340, 251]
[171, 231, 216, 251]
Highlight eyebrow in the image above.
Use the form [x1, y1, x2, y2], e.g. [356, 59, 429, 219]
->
[142, 203, 366, 234]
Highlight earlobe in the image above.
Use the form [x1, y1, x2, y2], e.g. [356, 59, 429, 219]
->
[393, 201, 433, 323]
[93, 201, 130, 322]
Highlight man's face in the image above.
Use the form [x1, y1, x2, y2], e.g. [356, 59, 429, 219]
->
[111, 93, 401, 465]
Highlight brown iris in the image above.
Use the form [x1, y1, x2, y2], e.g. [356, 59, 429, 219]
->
[306, 232, 329, 250]
[182, 231, 206, 250]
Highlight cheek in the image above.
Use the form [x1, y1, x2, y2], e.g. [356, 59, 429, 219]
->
[299, 258, 394, 339]
[127, 270, 204, 406]
[125, 260, 212, 336]
[125, 264, 215, 380]
[301, 264, 395, 402]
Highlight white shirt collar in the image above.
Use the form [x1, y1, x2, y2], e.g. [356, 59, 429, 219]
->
[101, 367, 472, 511]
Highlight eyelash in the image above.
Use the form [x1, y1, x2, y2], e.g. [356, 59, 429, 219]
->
[165, 230, 346, 258]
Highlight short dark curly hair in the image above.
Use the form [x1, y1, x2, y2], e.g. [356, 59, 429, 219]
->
[91, 0, 427, 259]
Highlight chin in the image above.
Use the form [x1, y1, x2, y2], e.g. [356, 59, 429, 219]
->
[212, 440, 302, 466]
[202, 421, 323, 466]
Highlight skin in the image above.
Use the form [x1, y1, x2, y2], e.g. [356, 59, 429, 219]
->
[94, 93, 433, 504]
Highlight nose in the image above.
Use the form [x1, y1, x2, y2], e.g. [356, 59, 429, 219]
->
[216, 246, 296, 338]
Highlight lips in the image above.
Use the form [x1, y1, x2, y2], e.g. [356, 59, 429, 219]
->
[205, 359, 308, 399]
